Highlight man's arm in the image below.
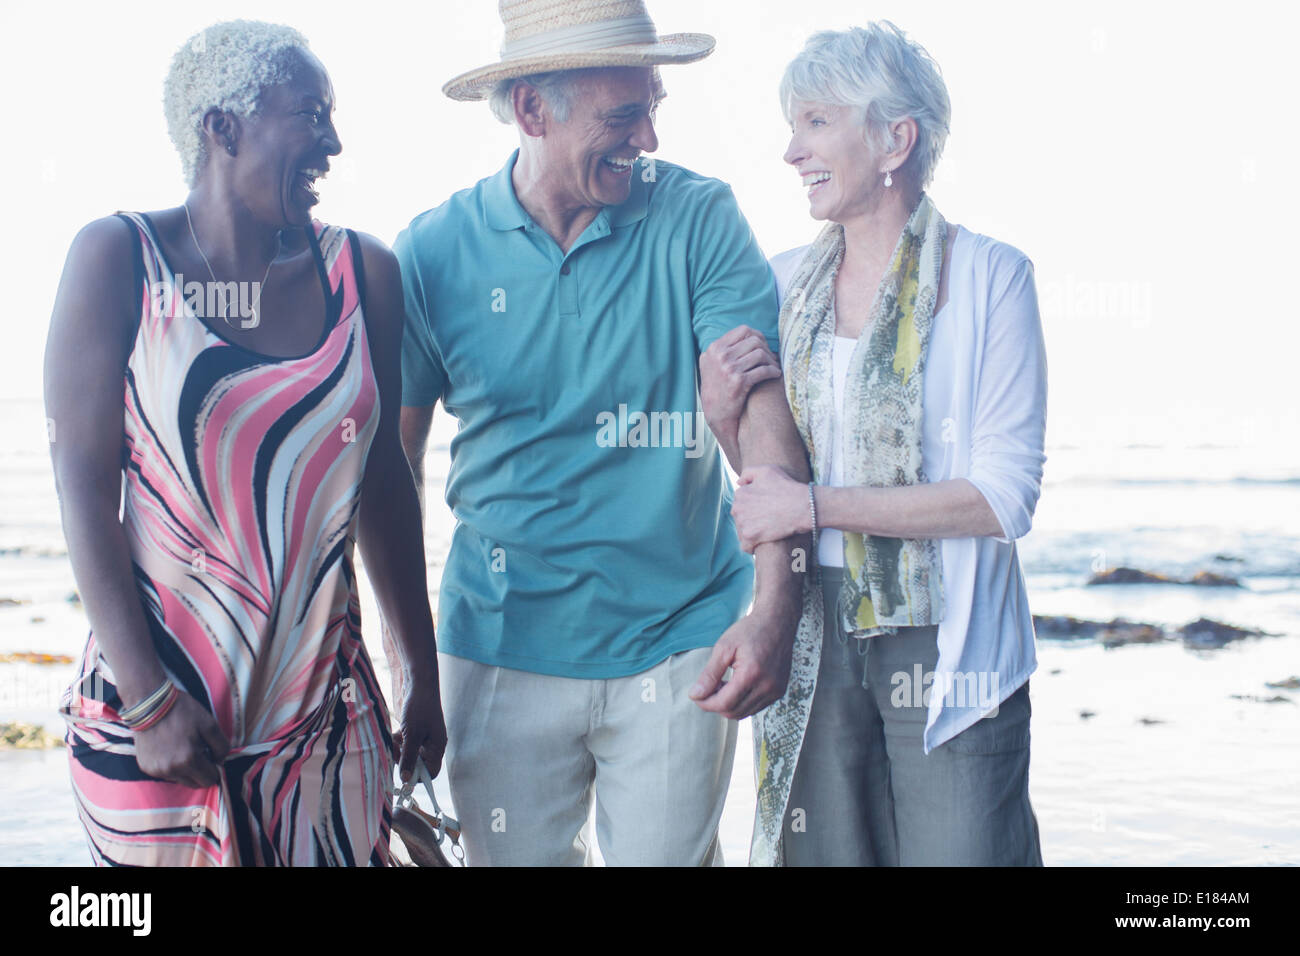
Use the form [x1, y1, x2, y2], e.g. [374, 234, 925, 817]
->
[390, 220, 445, 520]
[698, 325, 782, 472]
[690, 378, 811, 720]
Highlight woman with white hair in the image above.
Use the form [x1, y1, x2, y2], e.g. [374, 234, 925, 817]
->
[44, 20, 444, 866]
[702, 22, 1047, 865]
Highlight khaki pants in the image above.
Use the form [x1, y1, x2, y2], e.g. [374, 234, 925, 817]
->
[439, 647, 737, 866]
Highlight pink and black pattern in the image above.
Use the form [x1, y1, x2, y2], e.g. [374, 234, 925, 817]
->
[59, 212, 393, 866]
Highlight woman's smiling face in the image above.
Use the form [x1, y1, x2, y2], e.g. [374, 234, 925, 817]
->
[224, 50, 342, 227]
[783, 100, 882, 224]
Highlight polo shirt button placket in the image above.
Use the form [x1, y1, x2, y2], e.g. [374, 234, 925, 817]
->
[558, 259, 579, 316]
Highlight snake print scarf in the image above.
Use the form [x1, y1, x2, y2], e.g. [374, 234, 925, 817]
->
[779, 193, 947, 635]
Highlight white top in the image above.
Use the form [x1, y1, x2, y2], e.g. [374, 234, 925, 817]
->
[770, 225, 1048, 753]
[817, 331, 861, 567]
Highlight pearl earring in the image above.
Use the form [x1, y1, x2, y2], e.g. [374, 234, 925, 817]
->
[884, 169, 893, 188]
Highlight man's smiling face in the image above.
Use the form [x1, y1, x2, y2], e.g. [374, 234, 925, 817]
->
[541, 66, 664, 209]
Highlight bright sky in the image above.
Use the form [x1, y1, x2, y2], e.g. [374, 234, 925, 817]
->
[4, 0, 1298, 465]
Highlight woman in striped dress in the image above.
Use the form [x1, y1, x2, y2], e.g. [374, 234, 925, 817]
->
[43, 21, 444, 866]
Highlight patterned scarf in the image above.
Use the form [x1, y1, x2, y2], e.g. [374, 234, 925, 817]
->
[779, 193, 947, 635]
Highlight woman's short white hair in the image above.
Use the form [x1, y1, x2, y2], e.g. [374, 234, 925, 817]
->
[780, 22, 951, 188]
[489, 71, 577, 125]
[164, 20, 311, 187]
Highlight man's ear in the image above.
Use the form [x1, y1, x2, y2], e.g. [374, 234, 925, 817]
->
[201, 108, 242, 156]
[513, 82, 548, 138]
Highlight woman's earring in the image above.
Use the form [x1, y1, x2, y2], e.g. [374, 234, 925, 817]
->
[226, 143, 236, 156]
[884, 169, 893, 188]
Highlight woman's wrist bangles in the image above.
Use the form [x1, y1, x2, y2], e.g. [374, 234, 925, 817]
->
[808, 482, 819, 553]
[119, 677, 181, 732]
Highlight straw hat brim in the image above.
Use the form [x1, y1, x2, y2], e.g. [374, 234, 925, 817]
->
[443, 32, 716, 101]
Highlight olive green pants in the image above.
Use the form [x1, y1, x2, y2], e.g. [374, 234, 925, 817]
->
[782, 566, 1043, 866]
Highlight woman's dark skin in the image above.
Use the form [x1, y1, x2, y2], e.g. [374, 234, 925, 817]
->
[44, 48, 445, 791]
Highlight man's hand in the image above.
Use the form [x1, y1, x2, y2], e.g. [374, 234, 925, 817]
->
[698, 326, 782, 471]
[689, 611, 796, 720]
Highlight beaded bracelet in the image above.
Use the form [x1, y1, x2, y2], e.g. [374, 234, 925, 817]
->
[130, 684, 180, 732]
[120, 677, 179, 730]
[118, 677, 172, 723]
[808, 482, 819, 554]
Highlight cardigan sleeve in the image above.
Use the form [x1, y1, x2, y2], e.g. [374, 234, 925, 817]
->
[769, 246, 810, 303]
[965, 253, 1048, 543]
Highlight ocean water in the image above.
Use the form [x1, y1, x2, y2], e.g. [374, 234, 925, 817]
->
[1, 397, 1296, 865]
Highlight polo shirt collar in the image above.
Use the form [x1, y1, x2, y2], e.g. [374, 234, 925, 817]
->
[483, 149, 650, 233]
[484, 150, 530, 232]
[609, 164, 649, 228]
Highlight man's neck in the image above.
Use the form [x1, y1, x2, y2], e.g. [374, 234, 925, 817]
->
[512, 148, 602, 254]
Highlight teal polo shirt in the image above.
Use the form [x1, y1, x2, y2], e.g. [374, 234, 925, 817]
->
[394, 150, 779, 678]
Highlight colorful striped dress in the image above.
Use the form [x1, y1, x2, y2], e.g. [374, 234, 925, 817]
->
[58, 212, 394, 866]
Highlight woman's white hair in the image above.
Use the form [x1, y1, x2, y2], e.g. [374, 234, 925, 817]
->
[780, 22, 951, 188]
[164, 20, 311, 187]
[488, 71, 578, 125]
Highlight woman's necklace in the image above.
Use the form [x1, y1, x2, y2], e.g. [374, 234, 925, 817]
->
[183, 202, 281, 330]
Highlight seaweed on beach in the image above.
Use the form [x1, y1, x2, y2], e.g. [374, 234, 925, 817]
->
[1086, 566, 1242, 587]
[0, 721, 64, 750]
[1033, 614, 1275, 649]
[0, 652, 75, 664]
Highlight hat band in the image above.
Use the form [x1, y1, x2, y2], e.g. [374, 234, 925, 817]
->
[500, 14, 659, 60]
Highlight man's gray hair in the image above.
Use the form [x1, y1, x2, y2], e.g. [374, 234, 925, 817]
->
[780, 22, 951, 188]
[164, 20, 311, 187]
[489, 71, 578, 125]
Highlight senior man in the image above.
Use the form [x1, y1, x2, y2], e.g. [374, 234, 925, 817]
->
[391, 0, 810, 866]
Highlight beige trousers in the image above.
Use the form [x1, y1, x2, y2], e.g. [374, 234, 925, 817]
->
[438, 647, 737, 866]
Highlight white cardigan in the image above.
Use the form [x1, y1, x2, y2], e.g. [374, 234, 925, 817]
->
[769, 226, 1048, 752]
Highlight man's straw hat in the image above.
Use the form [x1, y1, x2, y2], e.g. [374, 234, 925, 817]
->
[443, 0, 715, 101]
